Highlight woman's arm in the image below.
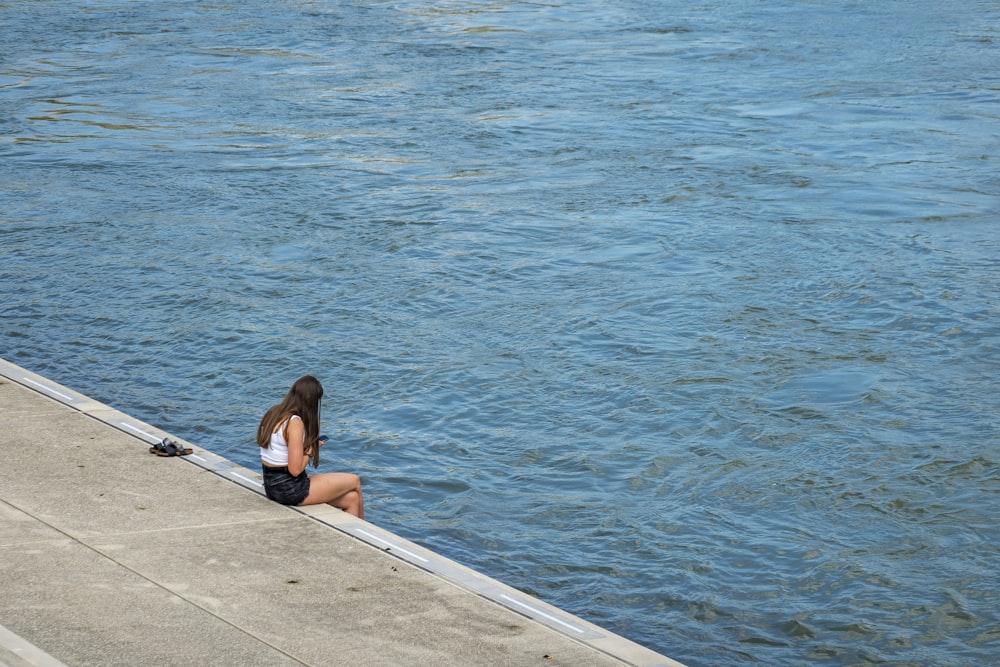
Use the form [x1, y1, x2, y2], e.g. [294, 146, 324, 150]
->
[285, 416, 309, 476]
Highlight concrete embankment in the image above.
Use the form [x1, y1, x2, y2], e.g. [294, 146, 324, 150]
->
[0, 359, 685, 667]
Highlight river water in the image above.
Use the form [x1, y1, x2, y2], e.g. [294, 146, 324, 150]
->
[2, 1, 998, 665]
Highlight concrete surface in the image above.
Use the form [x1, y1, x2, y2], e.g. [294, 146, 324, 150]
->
[0, 359, 685, 666]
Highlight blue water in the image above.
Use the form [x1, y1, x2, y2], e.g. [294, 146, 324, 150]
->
[2, 1, 999, 664]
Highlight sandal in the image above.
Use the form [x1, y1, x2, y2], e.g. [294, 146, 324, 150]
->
[149, 438, 193, 457]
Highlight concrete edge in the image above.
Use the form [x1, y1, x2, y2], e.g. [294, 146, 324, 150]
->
[0, 358, 686, 667]
[0, 624, 68, 667]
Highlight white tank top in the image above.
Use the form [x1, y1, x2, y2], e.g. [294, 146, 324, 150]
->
[261, 415, 301, 466]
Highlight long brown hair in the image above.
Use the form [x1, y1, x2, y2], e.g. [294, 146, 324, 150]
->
[257, 375, 324, 467]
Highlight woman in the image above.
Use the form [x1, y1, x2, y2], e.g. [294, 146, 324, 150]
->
[256, 375, 364, 518]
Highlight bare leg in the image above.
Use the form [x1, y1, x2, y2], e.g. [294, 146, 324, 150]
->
[302, 472, 365, 519]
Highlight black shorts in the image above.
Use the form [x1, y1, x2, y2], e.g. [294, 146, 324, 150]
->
[262, 465, 311, 505]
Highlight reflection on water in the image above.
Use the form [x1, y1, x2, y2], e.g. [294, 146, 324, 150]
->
[2, 1, 998, 665]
